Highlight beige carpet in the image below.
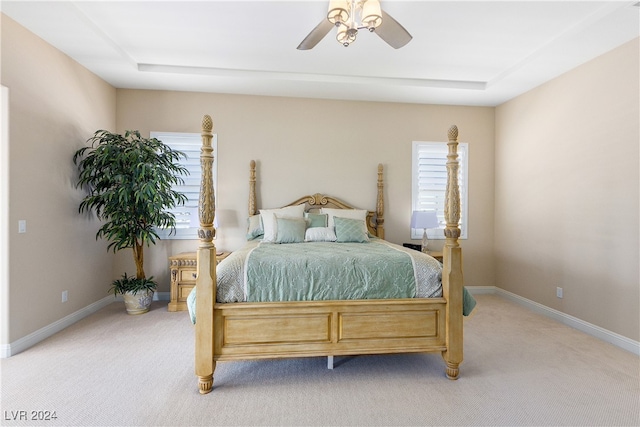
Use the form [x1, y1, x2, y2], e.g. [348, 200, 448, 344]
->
[1, 294, 638, 426]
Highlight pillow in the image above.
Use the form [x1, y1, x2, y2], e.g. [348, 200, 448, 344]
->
[304, 227, 337, 242]
[334, 217, 370, 243]
[305, 212, 328, 228]
[275, 217, 306, 244]
[260, 204, 305, 242]
[246, 214, 263, 240]
[321, 208, 368, 229]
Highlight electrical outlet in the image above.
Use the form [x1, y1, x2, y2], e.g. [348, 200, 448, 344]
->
[18, 220, 26, 233]
[556, 287, 563, 299]
[61, 290, 68, 303]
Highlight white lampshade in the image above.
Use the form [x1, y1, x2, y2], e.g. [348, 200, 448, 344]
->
[411, 210, 438, 230]
[362, 0, 382, 30]
[411, 210, 438, 252]
[328, 0, 350, 25]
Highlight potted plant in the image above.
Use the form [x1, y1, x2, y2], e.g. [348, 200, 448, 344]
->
[73, 130, 188, 314]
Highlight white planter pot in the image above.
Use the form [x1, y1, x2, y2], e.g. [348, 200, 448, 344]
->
[122, 289, 154, 315]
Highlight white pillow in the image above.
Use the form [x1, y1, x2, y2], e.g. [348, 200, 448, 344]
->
[260, 204, 305, 242]
[304, 227, 337, 242]
[321, 208, 368, 229]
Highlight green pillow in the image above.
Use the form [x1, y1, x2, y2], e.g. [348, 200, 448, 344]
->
[275, 217, 306, 244]
[246, 214, 264, 240]
[334, 217, 369, 243]
[305, 213, 328, 228]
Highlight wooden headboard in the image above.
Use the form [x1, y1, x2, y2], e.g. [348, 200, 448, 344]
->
[247, 160, 385, 239]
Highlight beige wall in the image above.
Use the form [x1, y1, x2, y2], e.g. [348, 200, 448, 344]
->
[115, 91, 496, 293]
[495, 38, 640, 341]
[9, 10, 637, 349]
[1, 13, 496, 348]
[1, 15, 117, 343]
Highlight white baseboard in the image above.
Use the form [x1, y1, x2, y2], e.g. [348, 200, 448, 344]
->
[464, 285, 496, 295]
[1, 292, 172, 358]
[466, 286, 640, 356]
[154, 291, 170, 301]
[1, 295, 114, 358]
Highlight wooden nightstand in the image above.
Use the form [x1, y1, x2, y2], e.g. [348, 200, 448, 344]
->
[426, 251, 443, 262]
[168, 251, 230, 312]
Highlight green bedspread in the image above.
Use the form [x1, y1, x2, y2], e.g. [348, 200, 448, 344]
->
[187, 239, 476, 323]
[246, 241, 416, 302]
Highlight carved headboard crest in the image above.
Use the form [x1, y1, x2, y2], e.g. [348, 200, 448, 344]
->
[304, 193, 329, 206]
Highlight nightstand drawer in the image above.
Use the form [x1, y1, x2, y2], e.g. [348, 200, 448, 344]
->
[179, 284, 195, 301]
[180, 269, 197, 283]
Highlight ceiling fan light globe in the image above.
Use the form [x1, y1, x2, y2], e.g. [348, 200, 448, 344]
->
[336, 27, 348, 44]
[327, 0, 350, 25]
[336, 26, 356, 46]
[362, 0, 382, 28]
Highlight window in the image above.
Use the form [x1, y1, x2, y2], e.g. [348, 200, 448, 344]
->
[150, 132, 218, 240]
[411, 141, 468, 240]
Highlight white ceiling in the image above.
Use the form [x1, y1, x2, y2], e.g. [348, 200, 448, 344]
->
[2, 1, 638, 106]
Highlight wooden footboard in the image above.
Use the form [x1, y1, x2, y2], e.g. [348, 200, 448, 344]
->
[194, 115, 464, 394]
[213, 298, 447, 360]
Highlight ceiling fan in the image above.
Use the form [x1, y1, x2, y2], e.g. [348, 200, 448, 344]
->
[297, 0, 412, 50]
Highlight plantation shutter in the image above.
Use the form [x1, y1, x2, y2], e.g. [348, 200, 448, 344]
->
[151, 132, 217, 239]
[412, 141, 468, 239]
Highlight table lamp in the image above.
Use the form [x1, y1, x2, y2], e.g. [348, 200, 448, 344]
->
[411, 210, 439, 252]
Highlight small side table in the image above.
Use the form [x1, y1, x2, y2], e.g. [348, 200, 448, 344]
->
[402, 243, 422, 251]
[403, 243, 443, 263]
[168, 251, 229, 312]
[426, 251, 443, 262]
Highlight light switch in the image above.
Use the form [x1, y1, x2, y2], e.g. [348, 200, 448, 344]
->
[18, 220, 26, 233]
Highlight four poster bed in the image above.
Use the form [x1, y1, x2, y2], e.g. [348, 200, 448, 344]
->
[191, 114, 469, 394]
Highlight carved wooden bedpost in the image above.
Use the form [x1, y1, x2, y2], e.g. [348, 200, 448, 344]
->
[376, 163, 385, 239]
[441, 125, 464, 379]
[249, 160, 257, 216]
[195, 115, 217, 394]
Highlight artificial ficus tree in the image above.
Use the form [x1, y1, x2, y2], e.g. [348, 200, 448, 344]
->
[73, 129, 188, 288]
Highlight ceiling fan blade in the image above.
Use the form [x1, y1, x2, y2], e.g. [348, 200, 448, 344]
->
[297, 19, 334, 50]
[375, 10, 412, 49]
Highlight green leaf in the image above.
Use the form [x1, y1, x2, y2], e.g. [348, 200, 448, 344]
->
[73, 129, 189, 278]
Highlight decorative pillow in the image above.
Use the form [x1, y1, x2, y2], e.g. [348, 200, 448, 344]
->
[246, 214, 263, 240]
[304, 227, 337, 242]
[321, 208, 368, 229]
[275, 217, 306, 244]
[334, 217, 370, 243]
[305, 213, 328, 228]
[260, 204, 305, 242]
